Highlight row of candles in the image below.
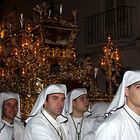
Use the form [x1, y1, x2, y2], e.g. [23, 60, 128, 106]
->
[100, 35, 120, 67]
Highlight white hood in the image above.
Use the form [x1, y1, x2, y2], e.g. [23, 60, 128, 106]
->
[106, 70, 140, 116]
[65, 88, 91, 116]
[26, 84, 67, 122]
[0, 92, 21, 121]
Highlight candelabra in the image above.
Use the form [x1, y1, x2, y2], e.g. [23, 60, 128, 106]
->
[100, 35, 121, 97]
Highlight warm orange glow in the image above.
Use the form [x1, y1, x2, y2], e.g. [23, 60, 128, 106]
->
[0, 45, 2, 54]
[14, 48, 19, 56]
[21, 68, 26, 75]
[0, 69, 5, 77]
[99, 35, 121, 89]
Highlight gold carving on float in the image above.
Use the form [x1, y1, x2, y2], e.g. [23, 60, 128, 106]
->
[0, 2, 88, 119]
[0, 2, 121, 119]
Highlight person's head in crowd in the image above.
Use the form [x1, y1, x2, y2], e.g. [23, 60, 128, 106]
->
[0, 92, 21, 123]
[66, 88, 90, 117]
[26, 83, 67, 122]
[106, 70, 140, 116]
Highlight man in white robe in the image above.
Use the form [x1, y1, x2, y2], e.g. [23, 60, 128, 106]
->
[95, 70, 140, 140]
[90, 102, 109, 130]
[65, 88, 96, 140]
[24, 84, 70, 140]
[0, 92, 25, 140]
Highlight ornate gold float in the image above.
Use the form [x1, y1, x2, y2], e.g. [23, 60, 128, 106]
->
[0, 2, 121, 119]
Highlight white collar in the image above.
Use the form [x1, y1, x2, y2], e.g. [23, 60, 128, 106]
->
[124, 105, 140, 122]
[42, 108, 67, 125]
[2, 119, 14, 127]
[72, 116, 83, 124]
[42, 108, 60, 128]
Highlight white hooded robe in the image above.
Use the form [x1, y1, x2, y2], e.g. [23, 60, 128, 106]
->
[24, 84, 70, 140]
[95, 70, 140, 140]
[0, 92, 25, 140]
[65, 88, 96, 140]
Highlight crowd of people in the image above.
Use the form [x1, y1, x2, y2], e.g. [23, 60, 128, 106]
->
[0, 70, 140, 140]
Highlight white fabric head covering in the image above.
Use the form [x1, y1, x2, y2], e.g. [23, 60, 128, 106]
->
[65, 88, 90, 115]
[26, 84, 67, 122]
[106, 70, 140, 115]
[0, 92, 21, 121]
[90, 102, 110, 118]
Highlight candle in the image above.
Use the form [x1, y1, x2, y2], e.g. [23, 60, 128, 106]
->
[94, 68, 99, 79]
[21, 13, 23, 20]
[48, 10, 51, 17]
[20, 13, 24, 28]
[60, 4, 62, 15]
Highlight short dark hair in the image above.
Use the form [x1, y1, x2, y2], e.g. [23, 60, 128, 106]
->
[127, 81, 140, 88]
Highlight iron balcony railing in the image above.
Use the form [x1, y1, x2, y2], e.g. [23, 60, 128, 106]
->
[85, 6, 134, 45]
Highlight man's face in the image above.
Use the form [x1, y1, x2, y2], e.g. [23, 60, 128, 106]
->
[125, 81, 140, 114]
[44, 93, 65, 119]
[73, 94, 89, 114]
[2, 98, 18, 123]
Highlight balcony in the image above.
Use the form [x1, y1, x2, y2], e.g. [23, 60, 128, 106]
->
[85, 6, 134, 46]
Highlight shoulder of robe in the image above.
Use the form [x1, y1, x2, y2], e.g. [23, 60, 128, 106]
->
[85, 116, 96, 121]
[14, 120, 25, 128]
